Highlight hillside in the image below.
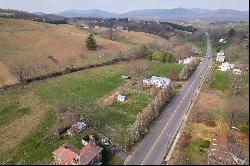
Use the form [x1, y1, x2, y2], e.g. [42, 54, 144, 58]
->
[56, 8, 249, 21]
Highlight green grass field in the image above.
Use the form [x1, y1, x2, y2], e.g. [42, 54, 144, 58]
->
[210, 70, 229, 91]
[0, 59, 183, 164]
[148, 61, 183, 79]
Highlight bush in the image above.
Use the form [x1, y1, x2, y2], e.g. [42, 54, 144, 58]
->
[151, 51, 176, 63]
[228, 28, 236, 37]
[86, 34, 97, 50]
[199, 139, 210, 148]
[138, 44, 151, 58]
[152, 51, 164, 61]
[179, 60, 198, 80]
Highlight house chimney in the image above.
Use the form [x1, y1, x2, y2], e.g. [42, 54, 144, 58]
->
[89, 135, 96, 147]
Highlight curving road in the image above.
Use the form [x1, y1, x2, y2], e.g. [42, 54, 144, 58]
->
[125, 34, 212, 165]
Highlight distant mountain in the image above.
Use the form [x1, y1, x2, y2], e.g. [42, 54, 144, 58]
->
[56, 8, 249, 21]
[33, 12, 46, 16]
[57, 9, 118, 18]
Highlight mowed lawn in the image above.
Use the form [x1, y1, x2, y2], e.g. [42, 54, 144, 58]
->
[0, 59, 183, 164]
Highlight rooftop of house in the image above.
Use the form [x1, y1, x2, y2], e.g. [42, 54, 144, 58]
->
[53, 139, 103, 165]
[80, 142, 103, 165]
[53, 143, 80, 165]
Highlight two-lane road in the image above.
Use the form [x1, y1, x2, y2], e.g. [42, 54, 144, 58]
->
[125, 34, 212, 165]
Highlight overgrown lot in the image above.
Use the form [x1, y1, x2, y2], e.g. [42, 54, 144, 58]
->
[0, 59, 183, 164]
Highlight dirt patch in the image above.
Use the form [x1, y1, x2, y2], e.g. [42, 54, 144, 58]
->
[96, 87, 126, 106]
[0, 91, 51, 155]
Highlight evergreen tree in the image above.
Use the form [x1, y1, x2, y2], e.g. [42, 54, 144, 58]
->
[85, 34, 97, 50]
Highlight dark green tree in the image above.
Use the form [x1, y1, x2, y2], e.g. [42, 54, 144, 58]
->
[85, 34, 97, 50]
[228, 28, 236, 37]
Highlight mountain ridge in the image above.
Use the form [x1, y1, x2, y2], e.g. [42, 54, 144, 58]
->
[56, 8, 249, 20]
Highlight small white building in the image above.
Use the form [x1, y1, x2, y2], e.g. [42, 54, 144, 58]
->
[94, 26, 100, 29]
[116, 26, 124, 31]
[179, 57, 195, 64]
[232, 69, 242, 75]
[219, 38, 224, 43]
[218, 62, 234, 72]
[117, 94, 127, 102]
[143, 76, 170, 88]
[121, 75, 130, 80]
[216, 51, 225, 62]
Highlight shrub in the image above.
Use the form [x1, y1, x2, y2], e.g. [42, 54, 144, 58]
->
[152, 51, 164, 61]
[86, 34, 97, 50]
[179, 60, 198, 80]
[138, 44, 151, 58]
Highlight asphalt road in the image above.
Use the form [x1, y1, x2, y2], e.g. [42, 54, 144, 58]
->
[125, 34, 212, 165]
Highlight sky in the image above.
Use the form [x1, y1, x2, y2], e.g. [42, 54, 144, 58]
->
[0, 0, 249, 14]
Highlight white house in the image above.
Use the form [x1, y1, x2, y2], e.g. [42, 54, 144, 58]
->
[117, 94, 127, 102]
[143, 76, 170, 88]
[216, 51, 225, 62]
[233, 69, 242, 75]
[94, 26, 100, 29]
[218, 62, 234, 72]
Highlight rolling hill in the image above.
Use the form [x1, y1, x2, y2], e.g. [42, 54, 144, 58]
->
[56, 8, 249, 21]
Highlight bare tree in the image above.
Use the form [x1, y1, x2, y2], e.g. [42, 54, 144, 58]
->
[13, 66, 30, 83]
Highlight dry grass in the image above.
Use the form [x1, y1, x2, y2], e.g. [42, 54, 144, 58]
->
[0, 91, 51, 155]
[0, 61, 17, 85]
[0, 18, 130, 84]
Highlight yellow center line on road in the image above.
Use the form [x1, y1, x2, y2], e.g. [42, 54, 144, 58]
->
[140, 58, 208, 165]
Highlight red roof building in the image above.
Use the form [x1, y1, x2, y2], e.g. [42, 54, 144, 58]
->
[53, 137, 103, 165]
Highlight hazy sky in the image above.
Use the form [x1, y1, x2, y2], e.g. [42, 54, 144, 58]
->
[0, 0, 249, 13]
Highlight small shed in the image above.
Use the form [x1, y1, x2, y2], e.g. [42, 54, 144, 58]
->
[67, 122, 87, 136]
[121, 75, 130, 80]
[117, 94, 127, 102]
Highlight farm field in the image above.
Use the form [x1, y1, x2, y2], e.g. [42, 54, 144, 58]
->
[0, 18, 131, 85]
[0, 59, 183, 164]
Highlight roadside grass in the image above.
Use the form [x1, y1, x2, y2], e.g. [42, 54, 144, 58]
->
[147, 61, 183, 79]
[184, 139, 210, 165]
[210, 70, 229, 91]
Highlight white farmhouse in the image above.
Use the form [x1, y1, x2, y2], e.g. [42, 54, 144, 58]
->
[143, 76, 170, 88]
[216, 51, 225, 62]
[218, 62, 234, 72]
[117, 94, 127, 102]
[233, 69, 242, 75]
